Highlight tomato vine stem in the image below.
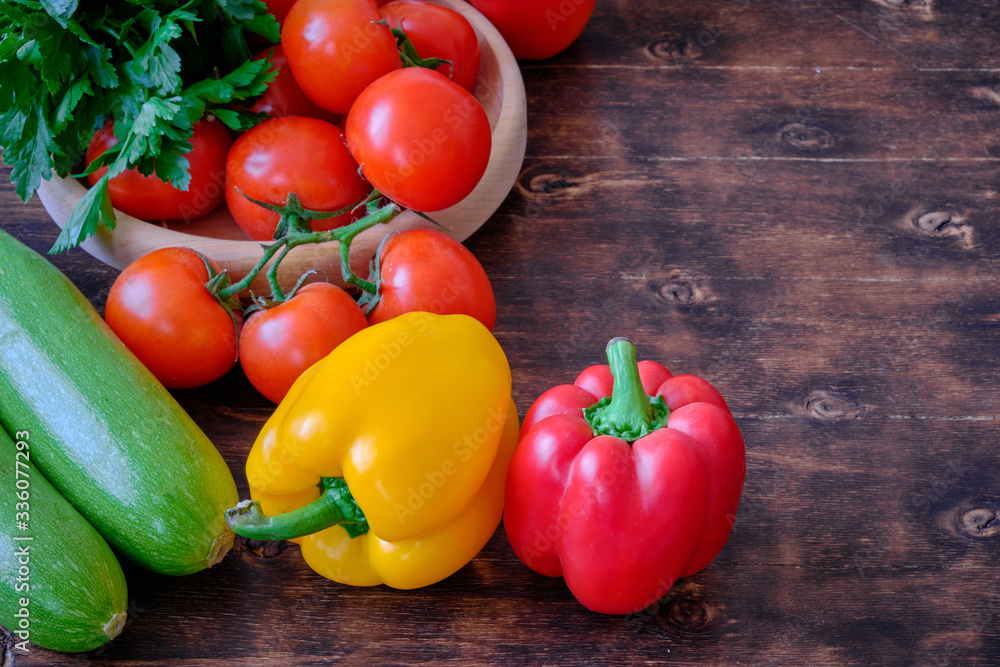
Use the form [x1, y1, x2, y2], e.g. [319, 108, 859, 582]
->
[216, 190, 401, 302]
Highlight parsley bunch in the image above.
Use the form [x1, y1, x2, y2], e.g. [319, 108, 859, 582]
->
[0, 0, 281, 253]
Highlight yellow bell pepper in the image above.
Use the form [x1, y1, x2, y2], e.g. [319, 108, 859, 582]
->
[226, 311, 518, 589]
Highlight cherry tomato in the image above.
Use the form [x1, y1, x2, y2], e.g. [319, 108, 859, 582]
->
[282, 0, 400, 115]
[87, 118, 231, 222]
[380, 0, 481, 93]
[105, 248, 241, 389]
[367, 229, 496, 331]
[225, 116, 370, 241]
[345, 67, 491, 212]
[468, 0, 596, 60]
[263, 0, 297, 24]
[240, 282, 368, 403]
[251, 45, 342, 124]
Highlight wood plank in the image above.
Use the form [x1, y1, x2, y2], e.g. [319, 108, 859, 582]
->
[470, 159, 1000, 419]
[520, 67, 1000, 160]
[3, 1, 1000, 664]
[573, 0, 1000, 71]
[19, 555, 1000, 665]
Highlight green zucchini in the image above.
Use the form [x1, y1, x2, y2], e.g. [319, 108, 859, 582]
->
[0, 230, 237, 575]
[0, 426, 128, 652]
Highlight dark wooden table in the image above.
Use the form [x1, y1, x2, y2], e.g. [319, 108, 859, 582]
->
[4, 0, 1000, 664]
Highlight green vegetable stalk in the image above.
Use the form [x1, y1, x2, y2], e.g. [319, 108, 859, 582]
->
[0, 0, 281, 253]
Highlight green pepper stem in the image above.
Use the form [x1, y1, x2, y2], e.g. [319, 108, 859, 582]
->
[583, 338, 669, 442]
[224, 478, 368, 542]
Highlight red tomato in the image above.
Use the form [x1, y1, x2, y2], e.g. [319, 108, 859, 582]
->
[87, 119, 231, 222]
[240, 283, 368, 403]
[263, 0, 297, 24]
[380, 0, 481, 93]
[468, 0, 596, 60]
[345, 67, 491, 212]
[282, 0, 400, 115]
[367, 229, 496, 331]
[251, 45, 342, 124]
[105, 248, 241, 389]
[225, 116, 370, 241]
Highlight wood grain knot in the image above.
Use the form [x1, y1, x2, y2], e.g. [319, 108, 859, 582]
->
[904, 206, 974, 248]
[516, 166, 589, 201]
[660, 597, 716, 633]
[915, 210, 953, 232]
[778, 122, 835, 152]
[803, 390, 861, 421]
[960, 508, 1000, 538]
[970, 86, 1000, 107]
[649, 270, 714, 306]
[644, 36, 702, 64]
[237, 535, 293, 559]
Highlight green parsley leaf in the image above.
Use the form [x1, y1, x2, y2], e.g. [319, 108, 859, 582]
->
[217, 0, 280, 44]
[40, 1, 80, 27]
[50, 175, 115, 254]
[0, 0, 279, 252]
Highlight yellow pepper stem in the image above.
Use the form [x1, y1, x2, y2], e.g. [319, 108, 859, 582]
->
[225, 478, 368, 541]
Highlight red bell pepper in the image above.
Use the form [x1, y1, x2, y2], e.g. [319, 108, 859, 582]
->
[503, 337, 745, 614]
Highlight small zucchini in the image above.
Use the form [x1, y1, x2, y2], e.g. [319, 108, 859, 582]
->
[0, 426, 128, 653]
[0, 231, 238, 575]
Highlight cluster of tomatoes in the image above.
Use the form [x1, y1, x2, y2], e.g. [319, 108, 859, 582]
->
[106, 226, 495, 403]
[88, 0, 492, 235]
[92, 0, 595, 403]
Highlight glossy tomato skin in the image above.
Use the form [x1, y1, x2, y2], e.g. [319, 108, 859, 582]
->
[345, 68, 491, 212]
[87, 119, 231, 222]
[380, 0, 481, 92]
[469, 0, 596, 60]
[240, 283, 368, 403]
[367, 229, 496, 331]
[225, 116, 370, 241]
[282, 0, 400, 115]
[251, 45, 342, 124]
[105, 247, 240, 389]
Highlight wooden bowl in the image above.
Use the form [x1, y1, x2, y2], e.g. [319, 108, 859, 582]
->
[37, 0, 526, 294]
